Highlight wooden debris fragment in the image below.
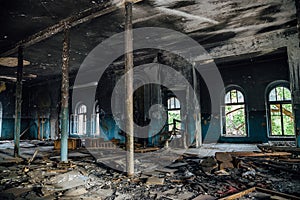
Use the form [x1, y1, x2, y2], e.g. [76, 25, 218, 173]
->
[2, 187, 32, 198]
[146, 176, 165, 185]
[155, 168, 178, 175]
[201, 157, 218, 173]
[47, 169, 69, 173]
[168, 162, 188, 168]
[134, 147, 160, 153]
[228, 152, 292, 157]
[57, 161, 76, 169]
[219, 162, 234, 170]
[219, 187, 300, 200]
[215, 152, 233, 162]
[258, 145, 300, 155]
[215, 152, 234, 170]
[193, 194, 217, 200]
[54, 138, 81, 150]
[28, 149, 39, 164]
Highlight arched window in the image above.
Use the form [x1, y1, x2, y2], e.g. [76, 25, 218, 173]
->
[222, 89, 247, 136]
[91, 102, 100, 136]
[268, 86, 294, 136]
[167, 97, 181, 131]
[77, 104, 87, 135]
[0, 102, 2, 138]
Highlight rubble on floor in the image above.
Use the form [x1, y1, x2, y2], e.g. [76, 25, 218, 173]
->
[0, 140, 299, 200]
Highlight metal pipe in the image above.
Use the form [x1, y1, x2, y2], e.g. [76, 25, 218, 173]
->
[14, 46, 23, 157]
[125, 1, 134, 176]
[60, 27, 70, 162]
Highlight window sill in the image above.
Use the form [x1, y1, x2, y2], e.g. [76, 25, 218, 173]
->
[268, 135, 295, 139]
[221, 135, 248, 138]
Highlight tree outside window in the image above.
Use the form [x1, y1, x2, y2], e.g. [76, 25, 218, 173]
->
[268, 86, 294, 136]
[223, 89, 247, 137]
[167, 97, 181, 131]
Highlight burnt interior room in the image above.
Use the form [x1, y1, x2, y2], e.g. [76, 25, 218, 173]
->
[0, 0, 300, 199]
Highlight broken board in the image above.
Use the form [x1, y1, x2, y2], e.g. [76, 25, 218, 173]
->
[219, 187, 300, 200]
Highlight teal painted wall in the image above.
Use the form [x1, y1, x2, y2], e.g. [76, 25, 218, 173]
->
[0, 49, 296, 145]
[200, 52, 295, 143]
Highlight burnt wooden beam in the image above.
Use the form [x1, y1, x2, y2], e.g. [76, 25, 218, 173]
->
[14, 46, 23, 157]
[125, 1, 134, 177]
[60, 27, 70, 162]
[0, 0, 143, 57]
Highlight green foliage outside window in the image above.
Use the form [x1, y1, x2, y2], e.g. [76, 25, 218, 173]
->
[269, 86, 294, 136]
[225, 105, 246, 136]
[168, 111, 181, 131]
[270, 103, 294, 136]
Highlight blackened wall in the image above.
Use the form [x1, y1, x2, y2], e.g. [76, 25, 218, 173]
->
[0, 82, 17, 139]
[0, 50, 294, 144]
[200, 51, 291, 143]
[0, 81, 31, 139]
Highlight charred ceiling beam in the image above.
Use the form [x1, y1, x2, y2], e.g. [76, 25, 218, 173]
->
[0, 0, 143, 57]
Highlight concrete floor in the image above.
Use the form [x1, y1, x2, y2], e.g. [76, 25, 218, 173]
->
[184, 143, 261, 157]
[0, 140, 261, 158]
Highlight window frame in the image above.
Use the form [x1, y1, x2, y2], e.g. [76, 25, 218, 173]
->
[167, 96, 181, 131]
[267, 85, 295, 137]
[167, 96, 181, 111]
[221, 87, 248, 137]
[91, 101, 101, 136]
[72, 103, 88, 136]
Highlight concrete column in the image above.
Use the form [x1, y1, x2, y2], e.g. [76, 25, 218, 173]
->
[295, 0, 300, 47]
[184, 86, 189, 149]
[60, 27, 70, 162]
[125, 1, 134, 176]
[192, 63, 202, 147]
[287, 39, 300, 147]
[50, 108, 58, 140]
[14, 46, 23, 157]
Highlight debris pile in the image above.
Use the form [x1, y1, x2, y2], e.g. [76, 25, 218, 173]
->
[0, 141, 299, 199]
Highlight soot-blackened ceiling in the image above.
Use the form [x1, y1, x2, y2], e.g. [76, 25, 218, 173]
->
[0, 0, 297, 84]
